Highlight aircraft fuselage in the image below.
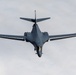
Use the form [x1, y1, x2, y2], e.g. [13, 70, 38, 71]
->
[24, 24, 49, 57]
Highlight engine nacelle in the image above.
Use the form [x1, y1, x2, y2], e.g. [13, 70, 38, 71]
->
[24, 32, 33, 42]
[43, 32, 49, 42]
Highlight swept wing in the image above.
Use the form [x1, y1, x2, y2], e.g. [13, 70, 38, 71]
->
[49, 33, 76, 41]
[0, 34, 25, 41]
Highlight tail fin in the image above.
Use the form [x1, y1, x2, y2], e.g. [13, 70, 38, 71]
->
[20, 11, 50, 24]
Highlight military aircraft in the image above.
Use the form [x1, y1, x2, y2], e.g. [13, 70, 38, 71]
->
[0, 10, 76, 57]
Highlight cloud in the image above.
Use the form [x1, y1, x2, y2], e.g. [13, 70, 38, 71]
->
[0, 0, 76, 75]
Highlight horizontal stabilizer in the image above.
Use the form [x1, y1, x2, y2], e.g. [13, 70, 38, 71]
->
[20, 17, 35, 22]
[37, 17, 50, 22]
[20, 17, 50, 23]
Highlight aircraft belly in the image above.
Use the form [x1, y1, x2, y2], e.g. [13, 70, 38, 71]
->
[37, 46, 42, 57]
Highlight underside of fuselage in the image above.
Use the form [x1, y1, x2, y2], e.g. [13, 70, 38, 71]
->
[35, 46, 42, 57]
[30, 42, 43, 57]
[24, 23, 49, 57]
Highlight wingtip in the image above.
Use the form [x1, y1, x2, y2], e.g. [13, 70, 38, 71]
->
[20, 17, 22, 19]
[49, 17, 51, 19]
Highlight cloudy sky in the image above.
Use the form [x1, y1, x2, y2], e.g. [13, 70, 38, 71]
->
[0, 0, 76, 75]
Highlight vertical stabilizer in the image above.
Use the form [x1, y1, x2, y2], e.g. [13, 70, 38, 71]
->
[35, 10, 37, 24]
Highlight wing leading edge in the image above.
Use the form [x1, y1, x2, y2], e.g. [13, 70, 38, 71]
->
[0, 34, 25, 41]
[49, 33, 76, 41]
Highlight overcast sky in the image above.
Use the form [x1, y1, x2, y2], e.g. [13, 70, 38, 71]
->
[0, 0, 76, 75]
